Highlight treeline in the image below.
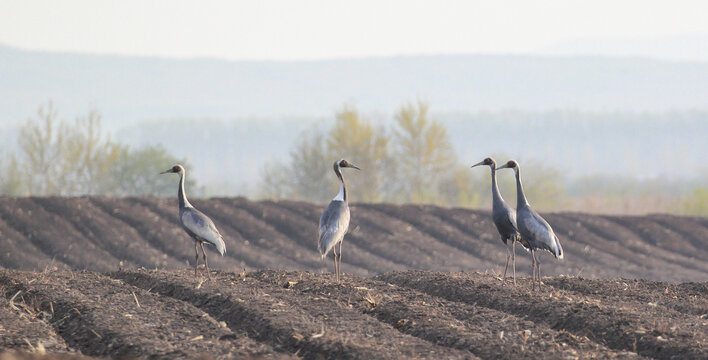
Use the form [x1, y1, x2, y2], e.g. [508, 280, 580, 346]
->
[258, 102, 707, 216]
[258, 101, 565, 210]
[2, 101, 706, 216]
[0, 102, 197, 197]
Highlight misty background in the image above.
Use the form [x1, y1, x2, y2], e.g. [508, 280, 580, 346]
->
[0, 1, 706, 215]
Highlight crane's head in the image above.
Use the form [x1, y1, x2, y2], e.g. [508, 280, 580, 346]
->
[160, 164, 184, 175]
[337, 159, 360, 170]
[496, 160, 519, 172]
[471, 157, 495, 169]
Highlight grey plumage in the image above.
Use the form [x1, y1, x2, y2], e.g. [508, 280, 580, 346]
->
[318, 200, 350, 256]
[161, 164, 225, 278]
[472, 157, 525, 285]
[318, 159, 359, 281]
[497, 160, 563, 290]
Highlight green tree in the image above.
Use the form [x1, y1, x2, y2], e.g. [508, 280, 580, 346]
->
[0, 155, 25, 195]
[106, 145, 199, 197]
[437, 164, 482, 207]
[5, 102, 197, 197]
[516, 160, 566, 211]
[287, 129, 332, 202]
[259, 159, 293, 200]
[678, 187, 708, 216]
[391, 101, 456, 203]
[326, 106, 389, 202]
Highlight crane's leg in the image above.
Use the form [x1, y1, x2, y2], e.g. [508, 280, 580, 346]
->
[502, 240, 511, 286]
[531, 249, 537, 291]
[200, 242, 211, 279]
[332, 245, 339, 282]
[338, 240, 343, 280]
[194, 242, 200, 277]
[512, 240, 517, 286]
[536, 258, 542, 291]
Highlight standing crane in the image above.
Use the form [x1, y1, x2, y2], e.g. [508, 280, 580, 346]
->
[471, 157, 527, 286]
[318, 159, 360, 281]
[161, 164, 226, 278]
[497, 160, 563, 291]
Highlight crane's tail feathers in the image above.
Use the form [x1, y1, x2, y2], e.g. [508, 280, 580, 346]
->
[516, 235, 531, 252]
[554, 234, 563, 260]
[214, 236, 226, 256]
[318, 244, 329, 260]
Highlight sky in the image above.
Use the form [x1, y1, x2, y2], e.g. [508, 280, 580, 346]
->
[1, 0, 708, 61]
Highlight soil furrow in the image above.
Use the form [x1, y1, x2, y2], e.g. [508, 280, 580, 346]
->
[352, 205, 474, 271]
[0, 270, 287, 359]
[87, 197, 190, 266]
[548, 214, 652, 278]
[31, 197, 180, 270]
[565, 214, 707, 281]
[250, 270, 642, 360]
[0, 198, 119, 271]
[0, 296, 71, 354]
[222, 198, 380, 274]
[112, 269, 475, 359]
[366, 204, 498, 269]
[0, 216, 69, 272]
[90, 197, 244, 271]
[132, 197, 285, 270]
[202, 198, 322, 270]
[379, 271, 706, 360]
[273, 201, 411, 273]
[645, 215, 708, 260]
[600, 216, 708, 275]
[122, 198, 239, 271]
[543, 276, 708, 317]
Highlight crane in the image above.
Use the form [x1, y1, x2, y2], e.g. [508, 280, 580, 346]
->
[497, 160, 563, 290]
[161, 164, 226, 278]
[318, 159, 360, 281]
[471, 157, 527, 285]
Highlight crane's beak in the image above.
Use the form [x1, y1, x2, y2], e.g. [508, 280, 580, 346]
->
[348, 163, 361, 170]
[496, 164, 509, 171]
[471, 160, 485, 168]
[159, 169, 171, 175]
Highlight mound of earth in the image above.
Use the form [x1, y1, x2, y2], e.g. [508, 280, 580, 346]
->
[0, 197, 706, 282]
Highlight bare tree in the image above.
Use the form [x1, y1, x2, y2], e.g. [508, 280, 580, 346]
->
[18, 101, 71, 195]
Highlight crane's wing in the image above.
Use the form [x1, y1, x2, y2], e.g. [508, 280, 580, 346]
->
[519, 209, 561, 258]
[181, 207, 226, 255]
[318, 201, 350, 258]
[492, 202, 520, 241]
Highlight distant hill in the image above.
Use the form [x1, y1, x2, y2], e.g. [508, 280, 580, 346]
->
[2, 44, 708, 128]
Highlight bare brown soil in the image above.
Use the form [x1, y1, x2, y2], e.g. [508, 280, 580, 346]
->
[0, 197, 705, 282]
[0, 197, 706, 358]
[2, 269, 704, 359]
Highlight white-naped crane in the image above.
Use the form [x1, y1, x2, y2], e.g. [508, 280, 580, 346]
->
[471, 157, 527, 286]
[497, 160, 563, 291]
[161, 164, 225, 278]
[318, 159, 360, 281]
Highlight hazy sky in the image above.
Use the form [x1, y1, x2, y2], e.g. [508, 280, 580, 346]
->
[1, 0, 707, 60]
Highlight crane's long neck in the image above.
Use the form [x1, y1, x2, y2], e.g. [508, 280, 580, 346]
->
[178, 170, 192, 208]
[514, 167, 529, 208]
[333, 164, 347, 202]
[490, 165, 504, 203]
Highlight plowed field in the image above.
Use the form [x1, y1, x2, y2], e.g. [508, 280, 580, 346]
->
[1, 269, 705, 359]
[0, 197, 706, 359]
[0, 197, 706, 281]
